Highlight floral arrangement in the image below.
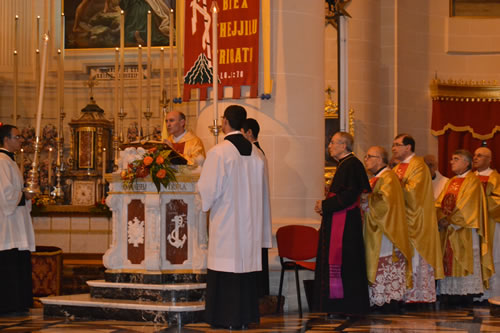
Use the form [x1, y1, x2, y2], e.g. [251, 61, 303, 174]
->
[120, 146, 177, 192]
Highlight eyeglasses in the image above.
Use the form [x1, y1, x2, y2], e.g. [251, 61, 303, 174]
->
[392, 142, 406, 147]
[364, 154, 380, 160]
[329, 141, 344, 145]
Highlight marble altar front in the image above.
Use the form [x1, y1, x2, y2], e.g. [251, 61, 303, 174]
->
[41, 168, 208, 325]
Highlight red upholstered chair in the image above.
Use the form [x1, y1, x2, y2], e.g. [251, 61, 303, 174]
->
[275, 225, 319, 317]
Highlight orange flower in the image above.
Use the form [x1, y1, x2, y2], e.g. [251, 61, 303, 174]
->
[156, 169, 167, 179]
[120, 170, 128, 179]
[156, 156, 164, 164]
[143, 156, 154, 166]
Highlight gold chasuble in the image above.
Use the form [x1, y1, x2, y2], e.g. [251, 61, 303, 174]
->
[364, 169, 413, 288]
[393, 156, 444, 279]
[478, 170, 500, 283]
[166, 131, 206, 166]
[436, 172, 492, 287]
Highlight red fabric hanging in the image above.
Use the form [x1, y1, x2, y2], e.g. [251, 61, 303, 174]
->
[431, 100, 500, 177]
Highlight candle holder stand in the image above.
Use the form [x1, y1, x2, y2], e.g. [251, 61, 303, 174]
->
[208, 119, 222, 142]
[24, 137, 41, 195]
[118, 107, 127, 142]
[144, 107, 153, 138]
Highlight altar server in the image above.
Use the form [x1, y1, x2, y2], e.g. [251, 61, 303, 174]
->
[197, 105, 272, 329]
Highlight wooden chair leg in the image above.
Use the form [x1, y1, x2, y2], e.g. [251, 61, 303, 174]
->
[295, 266, 302, 318]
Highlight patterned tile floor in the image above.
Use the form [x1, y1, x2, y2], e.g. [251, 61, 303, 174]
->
[1, 305, 500, 332]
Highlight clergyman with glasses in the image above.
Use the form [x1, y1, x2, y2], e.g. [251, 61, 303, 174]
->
[312, 131, 371, 319]
[391, 133, 444, 306]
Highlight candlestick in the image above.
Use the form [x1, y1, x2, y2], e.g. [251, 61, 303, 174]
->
[138, 45, 143, 139]
[120, 10, 124, 110]
[211, 2, 219, 143]
[147, 10, 152, 109]
[48, 147, 53, 188]
[169, 9, 174, 111]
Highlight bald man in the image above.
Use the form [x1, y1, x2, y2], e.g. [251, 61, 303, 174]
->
[163, 111, 205, 166]
[424, 154, 449, 200]
[473, 147, 500, 297]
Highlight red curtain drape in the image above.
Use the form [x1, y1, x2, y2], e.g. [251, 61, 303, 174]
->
[432, 100, 500, 178]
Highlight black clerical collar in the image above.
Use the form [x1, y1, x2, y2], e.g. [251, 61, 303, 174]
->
[0, 148, 15, 161]
[224, 133, 252, 156]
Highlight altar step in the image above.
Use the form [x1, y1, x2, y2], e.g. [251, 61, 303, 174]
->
[40, 293, 204, 324]
[40, 280, 206, 324]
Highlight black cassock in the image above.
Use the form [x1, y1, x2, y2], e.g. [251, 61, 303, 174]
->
[312, 153, 371, 315]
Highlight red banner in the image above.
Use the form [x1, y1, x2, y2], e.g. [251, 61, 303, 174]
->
[183, 0, 260, 101]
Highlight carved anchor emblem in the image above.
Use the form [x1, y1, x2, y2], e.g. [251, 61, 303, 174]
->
[167, 215, 187, 249]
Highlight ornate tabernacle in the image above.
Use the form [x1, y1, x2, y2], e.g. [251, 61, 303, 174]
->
[68, 97, 113, 205]
[41, 160, 207, 324]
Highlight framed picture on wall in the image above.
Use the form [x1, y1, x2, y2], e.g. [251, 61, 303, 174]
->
[63, 0, 176, 49]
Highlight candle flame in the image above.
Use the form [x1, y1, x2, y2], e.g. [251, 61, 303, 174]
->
[121, 10, 124, 14]
[57, 49, 61, 54]
[138, 44, 142, 48]
[37, 16, 40, 19]
[161, 47, 164, 51]
[20, 148, 23, 152]
[170, 9, 174, 13]
[115, 47, 119, 51]
[15, 15, 19, 20]
[49, 148, 53, 152]
[14, 50, 17, 55]
[42, 33, 49, 41]
[148, 10, 151, 14]
[61, 13, 65, 17]
[36, 49, 40, 53]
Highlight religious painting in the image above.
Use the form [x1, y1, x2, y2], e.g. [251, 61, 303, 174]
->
[63, 0, 176, 49]
[450, 0, 500, 17]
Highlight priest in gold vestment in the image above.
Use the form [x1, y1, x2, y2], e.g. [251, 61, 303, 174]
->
[392, 134, 444, 303]
[436, 149, 492, 299]
[163, 111, 206, 166]
[473, 147, 500, 297]
[363, 146, 412, 309]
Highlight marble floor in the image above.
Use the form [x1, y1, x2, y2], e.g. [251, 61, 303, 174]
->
[2, 305, 500, 332]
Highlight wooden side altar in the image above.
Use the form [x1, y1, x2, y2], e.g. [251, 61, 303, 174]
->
[41, 167, 208, 324]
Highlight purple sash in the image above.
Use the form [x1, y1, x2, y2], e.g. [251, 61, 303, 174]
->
[328, 201, 359, 299]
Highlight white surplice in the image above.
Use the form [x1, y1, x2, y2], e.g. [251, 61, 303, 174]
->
[197, 134, 272, 273]
[0, 152, 35, 252]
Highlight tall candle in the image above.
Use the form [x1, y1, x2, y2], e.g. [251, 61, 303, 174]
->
[57, 49, 62, 114]
[120, 10, 124, 110]
[160, 47, 164, 106]
[14, 16, 18, 126]
[211, 4, 218, 122]
[36, 16, 40, 101]
[169, 9, 174, 111]
[60, 13, 64, 109]
[35, 34, 49, 139]
[114, 48, 119, 133]
[138, 45, 143, 137]
[102, 148, 106, 183]
[146, 11, 151, 109]
[48, 148, 53, 187]
[13, 51, 18, 127]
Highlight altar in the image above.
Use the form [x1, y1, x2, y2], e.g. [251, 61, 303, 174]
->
[40, 166, 208, 324]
